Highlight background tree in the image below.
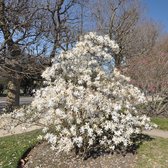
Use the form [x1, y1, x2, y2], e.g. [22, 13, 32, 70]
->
[125, 35, 168, 116]
[88, 0, 140, 67]
[0, 0, 46, 110]
[0, 0, 79, 111]
[125, 20, 160, 58]
[37, 0, 80, 62]
[82, 0, 160, 69]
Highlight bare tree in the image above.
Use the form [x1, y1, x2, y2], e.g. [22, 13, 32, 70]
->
[0, 0, 82, 111]
[88, 0, 140, 68]
[0, 0, 45, 111]
[125, 37, 168, 116]
[125, 20, 160, 58]
[37, 0, 80, 63]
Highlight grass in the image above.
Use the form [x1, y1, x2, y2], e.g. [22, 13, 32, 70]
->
[136, 137, 168, 168]
[0, 130, 41, 168]
[151, 117, 168, 131]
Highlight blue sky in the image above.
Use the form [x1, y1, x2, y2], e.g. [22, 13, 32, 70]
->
[143, 0, 168, 32]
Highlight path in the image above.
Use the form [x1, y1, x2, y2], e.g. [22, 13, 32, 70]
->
[142, 129, 168, 138]
[0, 125, 41, 138]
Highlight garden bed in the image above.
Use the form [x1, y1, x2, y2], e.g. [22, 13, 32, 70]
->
[23, 141, 137, 168]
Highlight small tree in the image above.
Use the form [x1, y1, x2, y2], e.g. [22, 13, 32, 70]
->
[7, 33, 153, 156]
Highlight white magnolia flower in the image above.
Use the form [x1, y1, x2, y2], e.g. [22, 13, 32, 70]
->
[88, 138, 93, 146]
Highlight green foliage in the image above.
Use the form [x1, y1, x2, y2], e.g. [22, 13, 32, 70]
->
[0, 130, 41, 168]
[151, 117, 168, 131]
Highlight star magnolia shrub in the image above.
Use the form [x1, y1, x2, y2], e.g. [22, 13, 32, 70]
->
[4, 32, 154, 155]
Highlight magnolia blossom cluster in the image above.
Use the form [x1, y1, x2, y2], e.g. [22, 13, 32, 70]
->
[6, 32, 154, 155]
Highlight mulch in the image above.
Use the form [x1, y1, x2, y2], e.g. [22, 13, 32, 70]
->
[21, 142, 137, 168]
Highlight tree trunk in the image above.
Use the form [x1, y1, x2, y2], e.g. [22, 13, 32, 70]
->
[6, 77, 20, 111]
[115, 53, 122, 69]
[0, 0, 22, 111]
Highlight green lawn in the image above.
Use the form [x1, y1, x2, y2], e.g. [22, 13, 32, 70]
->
[0, 130, 41, 168]
[151, 117, 168, 131]
[136, 117, 168, 167]
[136, 137, 168, 168]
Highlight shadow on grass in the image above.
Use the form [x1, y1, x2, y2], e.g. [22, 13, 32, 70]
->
[82, 133, 154, 160]
[128, 133, 154, 154]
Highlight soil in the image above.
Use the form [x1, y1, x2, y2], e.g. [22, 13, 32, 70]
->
[22, 142, 137, 168]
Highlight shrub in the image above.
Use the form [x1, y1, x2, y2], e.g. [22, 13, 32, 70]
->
[3, 32, 154, 156]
